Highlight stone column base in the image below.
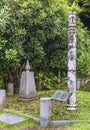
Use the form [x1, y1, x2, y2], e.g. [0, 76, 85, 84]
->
[67, 104, 76, 110]
[18, 96, 37, 101]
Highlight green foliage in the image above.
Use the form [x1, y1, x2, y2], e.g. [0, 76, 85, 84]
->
[36, 72, 59, 89]
[19, 0, 70, 71]
[77, 20, 90, 78]
[5, 49, 20, 67]
[0, 0, 89, 89]
[82, 0, 90, 13]
[0, 0, 25, 84]
[78, 0, 90, 29]
[0, 90, 89, 130]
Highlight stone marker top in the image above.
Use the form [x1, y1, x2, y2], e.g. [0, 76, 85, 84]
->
[69, 11, 76, 15]
[25, 59, 30, 71]
[40, 97, 51, 101]
[68, 11, 76, 27]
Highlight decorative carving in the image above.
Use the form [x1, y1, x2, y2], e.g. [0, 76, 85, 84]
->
[69, 35, 74, 43]
[70, 51, 74, 60]
[68, 11, 76, 27]
[67, 11, 77, 110]
[69, 16, 76, 24]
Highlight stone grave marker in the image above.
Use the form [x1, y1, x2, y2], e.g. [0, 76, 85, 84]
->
[7, 83, 14, 96]
[19, 60, 36, 101]
[40, 97, 51, 127]
[0, 90, 6, 109]
[0, 114, 25, 125]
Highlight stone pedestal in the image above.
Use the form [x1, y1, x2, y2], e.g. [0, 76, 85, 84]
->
[19, 71, 36, 100]
[40, 98, 51, 127]
[7, 83, 14, 96]
[0, 90, 6, 109]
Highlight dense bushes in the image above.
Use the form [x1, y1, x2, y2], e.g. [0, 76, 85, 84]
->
[0, 0, 90, 91]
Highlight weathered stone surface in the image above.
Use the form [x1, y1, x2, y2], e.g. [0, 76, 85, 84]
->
[67, 11, 77, 110]
[40, 98, 51, 127]
[0, 90, 6, 109]
[68, 48, 76, 70]
[19, 60, 36, 101]
[0, 114, 25, 125]
[68, 11, 76, 27]
[19, 71, 36, 100]
[7, 83, 14, 96]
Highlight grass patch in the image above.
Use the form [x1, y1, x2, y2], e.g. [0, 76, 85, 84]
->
[0, 90, 90, 130]
[6, 90, 90, 120]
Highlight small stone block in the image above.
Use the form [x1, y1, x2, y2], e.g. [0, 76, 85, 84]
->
[7, 83, 14, 96]
[0, 90, 6, 109]
[0, 114, 25, 125]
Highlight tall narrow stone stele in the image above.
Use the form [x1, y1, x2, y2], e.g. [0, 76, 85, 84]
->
[7, 83, 14, 96]
[67, 11, 77, 110]
[0, 90, 6, 109]
[19, 60, 36, 101]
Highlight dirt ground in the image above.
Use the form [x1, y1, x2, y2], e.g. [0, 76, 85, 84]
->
[21, 127, 67, 130]
[21, 127, 38, 130]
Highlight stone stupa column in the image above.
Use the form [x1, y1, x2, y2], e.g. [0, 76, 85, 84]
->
[19, 60, 36, 101]
[67, 11, 77, 110]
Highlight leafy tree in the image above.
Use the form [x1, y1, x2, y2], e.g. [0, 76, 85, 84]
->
[0, 0, 89, 90]
[77, 19, 90, 78]
[78, 0, 90, 29]
[0, 0, 25, 87]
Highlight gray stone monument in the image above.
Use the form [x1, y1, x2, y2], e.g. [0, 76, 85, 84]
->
[67, 11, 77, 110]
[40, 97, 51, 127]
[0, 114, 25, 125]
[0, 90, 6, 109]
[19, 60, 36, 101]
[7, 83, 14, 96]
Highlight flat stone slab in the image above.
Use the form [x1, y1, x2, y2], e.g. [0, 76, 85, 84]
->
[0, 114, 25, 125]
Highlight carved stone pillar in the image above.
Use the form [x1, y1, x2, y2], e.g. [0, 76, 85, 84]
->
[67, 11, 77, 110]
